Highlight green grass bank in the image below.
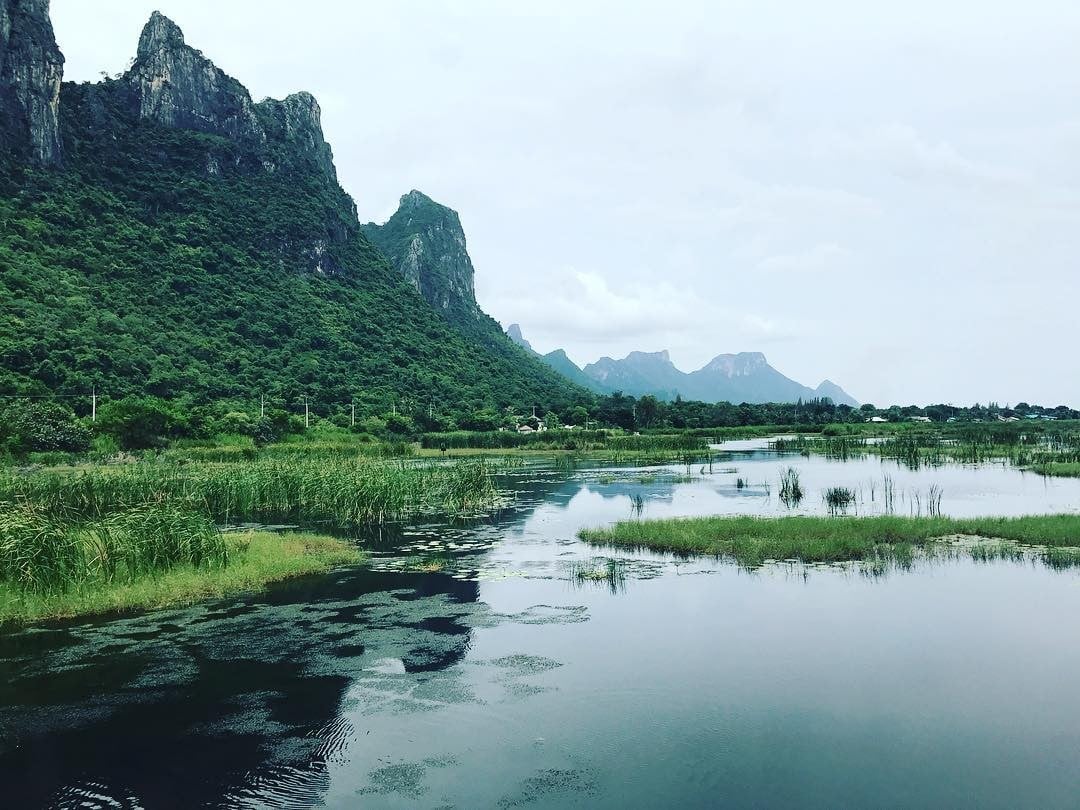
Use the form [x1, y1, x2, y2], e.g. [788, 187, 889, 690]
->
[0, 530, 363, 627]
[579, 514, 1080, 569]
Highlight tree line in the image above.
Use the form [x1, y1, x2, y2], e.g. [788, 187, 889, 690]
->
[3, 391, 1076, 457]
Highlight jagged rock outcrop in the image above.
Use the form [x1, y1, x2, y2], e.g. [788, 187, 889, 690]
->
[122, 11, 336, 178]
[0, 0, 63, 164]
[126, 11, 264, 143]
[256, 91, 336, 178]
[361, 190, 480, 323]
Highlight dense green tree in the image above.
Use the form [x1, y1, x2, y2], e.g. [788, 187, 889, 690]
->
[95, 397, 188, 450]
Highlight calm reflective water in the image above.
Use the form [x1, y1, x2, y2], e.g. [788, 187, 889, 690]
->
[4, 447, 1080, 808]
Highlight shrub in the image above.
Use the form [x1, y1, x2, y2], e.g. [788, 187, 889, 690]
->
[0, 401, 92, 454]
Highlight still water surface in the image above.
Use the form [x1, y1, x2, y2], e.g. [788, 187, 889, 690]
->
[3, 446, 1080, 808]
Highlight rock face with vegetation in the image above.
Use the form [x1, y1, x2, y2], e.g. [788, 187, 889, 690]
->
[361, 190, 481, 324]
[0, 7, 583, 414]
[126, 12, 263, 143]
[0, 0, 64, 164]
[124, 13, 336, 179]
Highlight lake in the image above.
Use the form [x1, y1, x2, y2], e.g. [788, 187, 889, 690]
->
[4, 444, 1080, 808]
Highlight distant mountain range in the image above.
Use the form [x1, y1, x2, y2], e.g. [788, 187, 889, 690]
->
[506, 325, 858, 406]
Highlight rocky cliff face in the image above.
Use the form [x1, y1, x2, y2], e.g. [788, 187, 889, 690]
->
[123, 12, 336, 178]
[361, 191, 480, 322]
[0, 0, 63, 164]
[256, 91, 336, 178]
[1, 5, 585, 408]
[126, 11, 263, 142]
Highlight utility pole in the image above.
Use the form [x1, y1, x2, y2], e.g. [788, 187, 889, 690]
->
[260, 394, 265, 418]
[351, 403, 355, 427]
[91, 387, 97, 422]
[304, 397, 310, 429]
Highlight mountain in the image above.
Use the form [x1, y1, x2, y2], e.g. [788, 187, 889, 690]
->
[586, 349, 857, 405]
[361, 191, 481, 327]
[813, 379, 858, 407]
[0, 3, 584, 414]
[506, 324, 609, 393]
[504, 326, 856, 405]
[537, 349, 604, 393]
[506, 324, 533, 352]
[584, 351, 682, 400]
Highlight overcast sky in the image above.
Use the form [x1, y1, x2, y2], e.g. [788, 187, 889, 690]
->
[52, 1, 1080, 406]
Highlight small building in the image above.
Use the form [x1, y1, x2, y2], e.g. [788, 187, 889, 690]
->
[910, 416, 932, 423]
[865, 416, 888, 423]
[517, 414, 546, 433]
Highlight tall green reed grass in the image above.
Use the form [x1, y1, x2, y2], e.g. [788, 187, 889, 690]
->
[0, 502, 225, 594]
[0, 457, 499, 527]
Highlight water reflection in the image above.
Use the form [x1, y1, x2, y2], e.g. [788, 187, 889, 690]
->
[0, 566, 485, 808]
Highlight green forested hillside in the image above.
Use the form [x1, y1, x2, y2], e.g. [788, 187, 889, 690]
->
[0, 80, 584, 416]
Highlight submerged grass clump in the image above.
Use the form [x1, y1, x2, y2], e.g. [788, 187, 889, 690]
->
[1033, 463, 1080, 478]
[579, 514, 1080, 570]
[778, 467, 803, 507]
[823, 486, 856, 515]
[1041, 546, 1080, 569]
[400, 553, 452, 574]
[569, 558, 626, 593]
[969, 541, 1025, 564]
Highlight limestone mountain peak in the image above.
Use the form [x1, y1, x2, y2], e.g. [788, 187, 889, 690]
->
[137, 10, 186, 57]
[125, 10, 264, 143]
[361, 191, 479, 323]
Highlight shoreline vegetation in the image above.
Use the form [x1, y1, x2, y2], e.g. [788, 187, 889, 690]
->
[579, 515, 1080, 570]
[3, 420, 1079, 626]
[0, 530, 363, 627]
[769, 423, 1080, 477]
[0, 453, 500, 628]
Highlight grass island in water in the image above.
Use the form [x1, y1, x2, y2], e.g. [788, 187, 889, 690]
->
[579, 514, 1080, 570]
